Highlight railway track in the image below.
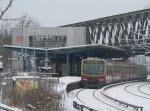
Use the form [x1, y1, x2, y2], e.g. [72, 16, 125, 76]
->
[75, 89, 126, 111]
[93, 89, 124, 111]
[124, 82, 150, 100]
[73, 81, 150, 111]
[76, 89, 85, 104]
[137, 82, 150, 96]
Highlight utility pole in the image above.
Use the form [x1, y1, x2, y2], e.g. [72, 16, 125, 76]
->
[21, 20, 24, 72]
[44, 36, 49, 70]
[33, 30, 36, 79]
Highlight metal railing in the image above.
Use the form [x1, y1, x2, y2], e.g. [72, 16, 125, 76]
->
[40, 72, 59, 83]
[73, 101, 97, 111]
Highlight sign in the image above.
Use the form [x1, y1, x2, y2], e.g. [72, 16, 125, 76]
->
[16, 35, 23, 41]
[16, 78, 39, 95]
[8, 57, 19, 61]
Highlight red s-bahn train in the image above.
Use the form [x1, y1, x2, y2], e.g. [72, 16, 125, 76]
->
[81, 58, 147, 88]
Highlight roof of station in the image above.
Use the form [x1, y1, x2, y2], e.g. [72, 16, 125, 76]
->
[3, 44, 129, 58]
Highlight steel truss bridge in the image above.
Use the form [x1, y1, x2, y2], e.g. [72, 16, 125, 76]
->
[62, 9, 150, 55]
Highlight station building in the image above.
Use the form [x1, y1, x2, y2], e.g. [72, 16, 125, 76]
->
[11, 27, 86, 76]
[9, 27, 127, 76]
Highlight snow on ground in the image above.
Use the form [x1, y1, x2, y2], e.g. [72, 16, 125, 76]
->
[65, 77, 150, 111]
[58, 76, 81, 110]
[59, 76, 81, 86]
[69, 88, 135, 111]
[64, 89, 82, 111]
[104, 82, 150, 111]
[58, 76, 150, 111]
[1, 75, 150, 111]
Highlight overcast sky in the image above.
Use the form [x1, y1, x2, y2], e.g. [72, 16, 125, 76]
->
[1, 0, 150, 27]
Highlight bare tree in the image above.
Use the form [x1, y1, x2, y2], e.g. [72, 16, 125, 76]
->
[0, 20, 11, 71]
[0, 20, 11, 48]
[0, 0, 14, 19]
[15, 14, 41, 27]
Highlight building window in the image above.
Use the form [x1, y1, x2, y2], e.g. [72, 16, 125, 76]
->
[29, 35, 67, 48]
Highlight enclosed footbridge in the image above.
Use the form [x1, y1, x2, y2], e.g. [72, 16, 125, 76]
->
[61, 8, 150, 55]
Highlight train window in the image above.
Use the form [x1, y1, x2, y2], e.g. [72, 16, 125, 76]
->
[107, 65, 109, 75]
[83, 61, 104, 75]
[108, 64, 113, 75]
[127, 66, 130, 73]
[116, 64, 121, 73]
[130, 65, 132, 74]
[118, 65, 120, 73]
[113, 64, 116, 74]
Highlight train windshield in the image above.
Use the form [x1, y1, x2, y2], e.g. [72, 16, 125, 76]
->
[83, 60, 104, 75]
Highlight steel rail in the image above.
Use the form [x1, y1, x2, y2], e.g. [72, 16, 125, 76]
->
[124, 82, 150, 100]
[93, 89, 124, 111]
[137, 82, 150, 96]
[102, 82, 143, 111]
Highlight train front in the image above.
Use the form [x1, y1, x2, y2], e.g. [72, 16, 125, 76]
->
[81, 59, 106, 88]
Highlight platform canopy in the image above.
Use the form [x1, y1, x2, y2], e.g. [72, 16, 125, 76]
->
[3, 44, 129, 58]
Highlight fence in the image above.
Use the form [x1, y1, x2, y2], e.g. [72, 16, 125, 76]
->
[73, 101, 97, 111]
[0, 105, 21, 111]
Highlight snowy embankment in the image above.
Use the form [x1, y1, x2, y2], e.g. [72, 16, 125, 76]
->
[59, 76, 81, 85]
[54, 76, 81, 111]
[57, 76, 81, 92]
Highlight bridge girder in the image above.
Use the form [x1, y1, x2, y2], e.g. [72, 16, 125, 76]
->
[61, 9, 150, 55]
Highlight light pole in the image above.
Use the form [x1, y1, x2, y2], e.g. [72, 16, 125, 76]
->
[24, 25, 29, 72]
[21, 20, 24, 72]
[31, 29, 40, 74]
[44, 36, 49, 70]
[33, 30, 36, 79]
[33, 31, 36, 61]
